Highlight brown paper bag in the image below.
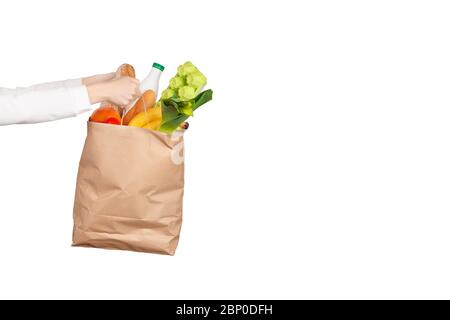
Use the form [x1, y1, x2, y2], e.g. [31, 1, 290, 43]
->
[72, 122, 185, 255]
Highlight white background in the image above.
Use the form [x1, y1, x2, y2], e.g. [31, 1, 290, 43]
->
[0, 0, 449, 299]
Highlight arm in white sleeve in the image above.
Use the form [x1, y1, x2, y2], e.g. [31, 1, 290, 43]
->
[0, 78, 92, 125]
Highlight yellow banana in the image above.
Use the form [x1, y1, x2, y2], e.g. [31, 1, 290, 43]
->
[128, 105, 162, 129]
[143, 120, 161, 131]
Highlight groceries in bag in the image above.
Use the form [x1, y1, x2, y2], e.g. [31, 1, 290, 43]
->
[77, 61, 211, 255]
[89, 61, 213, 133]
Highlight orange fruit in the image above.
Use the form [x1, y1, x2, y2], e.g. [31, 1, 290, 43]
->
[89, 106, 122, 125]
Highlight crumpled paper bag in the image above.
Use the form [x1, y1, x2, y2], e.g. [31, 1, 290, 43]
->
[72, 122, 184, 255]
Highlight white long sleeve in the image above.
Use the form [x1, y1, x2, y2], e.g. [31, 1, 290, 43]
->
[0, 78, 91, 125]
